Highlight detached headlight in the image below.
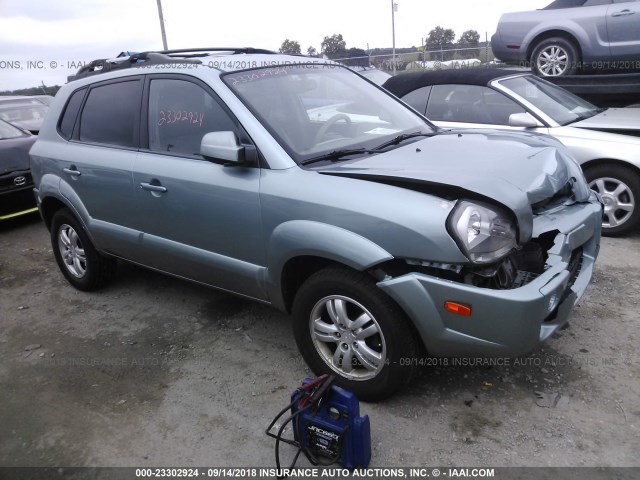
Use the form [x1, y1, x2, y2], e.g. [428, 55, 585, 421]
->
[448, 200, 517, 264]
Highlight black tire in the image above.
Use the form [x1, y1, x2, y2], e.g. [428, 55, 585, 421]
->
[51, 208, 116, 290]
[584, 164, 640, 237]
[531, 37, 579, 77]
[292, 267, 420, 401]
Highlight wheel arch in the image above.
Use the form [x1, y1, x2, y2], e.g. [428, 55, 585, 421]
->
[527, 30, 582, 63]
[266, 220, 394, 312]
[581, 158, 640, 178]
[40, 195, 72, 231]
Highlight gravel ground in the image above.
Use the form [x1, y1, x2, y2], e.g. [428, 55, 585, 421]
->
[1, 214, 639, 468]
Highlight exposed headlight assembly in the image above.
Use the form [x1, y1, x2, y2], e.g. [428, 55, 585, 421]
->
[448, 200, 517, 264]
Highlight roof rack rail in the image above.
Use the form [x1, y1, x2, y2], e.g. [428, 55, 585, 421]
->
[157, 47, 276, 56]
[67, 47, 276, 82]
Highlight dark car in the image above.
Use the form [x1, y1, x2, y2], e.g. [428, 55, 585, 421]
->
[0, 119, 38, 220]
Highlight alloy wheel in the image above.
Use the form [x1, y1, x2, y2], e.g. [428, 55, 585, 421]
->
[589, 177, 635, 229]
[309, 295, 387, 381]
[57, 224, 87, 278]
[537, 46, 569, 77]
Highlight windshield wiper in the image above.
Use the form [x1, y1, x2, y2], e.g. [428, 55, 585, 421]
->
[372, 132, 432, 151]
[300, 148, 378, 166]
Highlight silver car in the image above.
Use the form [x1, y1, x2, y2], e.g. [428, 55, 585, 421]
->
[383, 68, 640, 236]
[491, 0, 640, 76]
[30, 50, 601, 399]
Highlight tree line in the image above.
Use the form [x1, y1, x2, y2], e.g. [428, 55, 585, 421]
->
[0, 85, 61, 96]
[279, 27, 488, 66]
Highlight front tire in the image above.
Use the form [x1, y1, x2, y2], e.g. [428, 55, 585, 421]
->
[292, 267, 420, 401]
[531, 37, 579, 77]
[585, 164, 640, 236]
[51, 208, 116, 290]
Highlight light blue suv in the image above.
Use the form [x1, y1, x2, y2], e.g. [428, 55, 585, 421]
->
[30, 49, 602, 399]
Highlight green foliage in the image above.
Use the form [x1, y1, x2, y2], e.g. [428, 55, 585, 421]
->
[457, 30, 481, 59]
[344, 47, 368, 67]
[279, 39, 301, 55]
[321, 34, 347, 58]
[426, 26, 456, 61]
[307, 46, 317, 57]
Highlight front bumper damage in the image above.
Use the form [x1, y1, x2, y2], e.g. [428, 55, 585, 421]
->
[378, 193, 602, 357]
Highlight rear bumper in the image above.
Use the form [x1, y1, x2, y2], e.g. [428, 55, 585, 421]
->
[378, 196, 602, 357]
[491, 32, 527, 64]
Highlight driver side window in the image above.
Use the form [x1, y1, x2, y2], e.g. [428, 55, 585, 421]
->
[426, 84, 524, 125]
[148, 79, 236, 156]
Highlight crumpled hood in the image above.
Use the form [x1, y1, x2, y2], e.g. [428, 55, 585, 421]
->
[318, 130, 590, 242]
[572, 108, 639, 133]
[0, 136, 36, 175]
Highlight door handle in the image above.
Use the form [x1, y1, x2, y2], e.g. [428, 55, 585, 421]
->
[63, 167, 81, 177]
[611, 9, 635, 17]
[139, 182, 167, 193]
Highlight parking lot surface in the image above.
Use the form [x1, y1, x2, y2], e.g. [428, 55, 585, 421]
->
[1, 215, 639, 467]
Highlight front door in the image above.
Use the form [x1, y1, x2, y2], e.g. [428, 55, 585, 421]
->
[131, 76, 266, 300]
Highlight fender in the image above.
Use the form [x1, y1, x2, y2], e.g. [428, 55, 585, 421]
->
[58, 177, 94, 230]
[37, 173, 83, 224]
[266, 220, 393, 310]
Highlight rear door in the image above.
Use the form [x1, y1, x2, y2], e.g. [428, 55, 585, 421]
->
[57, 78, 143, 256]
[130, 75, 266, 299]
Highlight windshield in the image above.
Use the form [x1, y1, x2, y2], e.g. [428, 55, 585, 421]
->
[223, 64, 433, 164]
[359, 69, 392, 86]
[0, 104, 48, 124]
[498, 75, 600, 126]
[0, 119, 25, 139]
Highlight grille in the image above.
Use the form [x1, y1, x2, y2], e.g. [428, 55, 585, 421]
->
[0, 170, 33, 194]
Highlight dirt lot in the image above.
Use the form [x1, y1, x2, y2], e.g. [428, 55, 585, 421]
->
[1, 214, 639, 468]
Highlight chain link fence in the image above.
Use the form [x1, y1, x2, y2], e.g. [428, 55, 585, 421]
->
[330, 44, 516, 75]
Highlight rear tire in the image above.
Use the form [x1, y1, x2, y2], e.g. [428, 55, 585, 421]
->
[51, 208, 116, 290]
[292, 267, 420, 401]
[585, 164, 640, 237]
[531, 37, 579, 77]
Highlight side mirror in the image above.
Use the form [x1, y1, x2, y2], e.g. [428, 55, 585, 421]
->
[200, 131, 256, 165]
[508, 112, 543, 128]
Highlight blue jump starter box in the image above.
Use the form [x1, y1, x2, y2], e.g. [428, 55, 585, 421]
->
[291, 378, 371, 469]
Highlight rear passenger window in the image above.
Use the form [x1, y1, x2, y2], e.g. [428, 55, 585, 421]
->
[148, 79, 236, 156]
[58, 88, 85, 140]
[79, 80, 142, 147]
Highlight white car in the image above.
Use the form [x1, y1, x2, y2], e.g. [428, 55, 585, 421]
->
[383, 69, 640, 235]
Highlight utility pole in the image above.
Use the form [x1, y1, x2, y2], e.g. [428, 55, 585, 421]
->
[391, 1, 397, 75]
[156, 0, 168, 50]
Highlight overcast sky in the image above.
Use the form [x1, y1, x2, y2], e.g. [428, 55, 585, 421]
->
[0, 0, 547, 91]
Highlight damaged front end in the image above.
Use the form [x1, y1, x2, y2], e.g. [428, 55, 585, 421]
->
[373, 181, 602, 357]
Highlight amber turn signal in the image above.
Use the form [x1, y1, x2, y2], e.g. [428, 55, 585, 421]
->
[444, 301, 472, 317]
